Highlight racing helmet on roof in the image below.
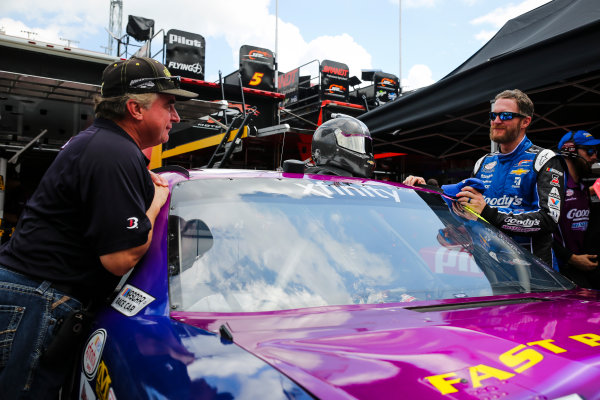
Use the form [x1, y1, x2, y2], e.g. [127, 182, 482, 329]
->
[311, 114, 375, 178]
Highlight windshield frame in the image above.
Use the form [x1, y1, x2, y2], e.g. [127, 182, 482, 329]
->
[167, 176, 574, 313]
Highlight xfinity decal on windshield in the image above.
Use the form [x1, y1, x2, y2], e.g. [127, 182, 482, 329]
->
[294, 181, 402, 203]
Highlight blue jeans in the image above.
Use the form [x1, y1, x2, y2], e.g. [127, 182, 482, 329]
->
[0, 266, 83, 399]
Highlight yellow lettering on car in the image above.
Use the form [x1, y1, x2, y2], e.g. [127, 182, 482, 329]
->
[527, 339, 567, 354]
[425, 332, 600, 395]
[469, 364, 515, 388]
[499, 344, 543, 373]
[424, 373, 462, 395]
[570, 333, 600, 346]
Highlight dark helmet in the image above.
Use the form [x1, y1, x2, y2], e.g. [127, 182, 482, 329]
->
[311, 115, 375, 178]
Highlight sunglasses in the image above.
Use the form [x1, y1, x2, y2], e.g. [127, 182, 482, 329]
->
[578, 146, 598, 156]
[129, 75, 181, 89]
[489, 111, 527, 121]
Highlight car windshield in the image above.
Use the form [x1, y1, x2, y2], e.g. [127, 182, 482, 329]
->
[168, 177, 574, 313]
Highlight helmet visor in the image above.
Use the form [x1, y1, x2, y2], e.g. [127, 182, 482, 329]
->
[334, 130, 373, 154]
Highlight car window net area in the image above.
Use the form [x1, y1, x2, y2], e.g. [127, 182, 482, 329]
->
[168, 178, 573, 313]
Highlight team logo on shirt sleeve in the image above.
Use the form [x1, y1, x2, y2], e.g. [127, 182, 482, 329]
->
[126, 217, 139, 229]
[484, 161, 497, 170]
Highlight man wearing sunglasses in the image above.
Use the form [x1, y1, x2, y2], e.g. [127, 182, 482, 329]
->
[455, 89, 565, 267]
[405, 90, 564, 266]
[552, 130, 600, 287]
[0, 57, 197, 398]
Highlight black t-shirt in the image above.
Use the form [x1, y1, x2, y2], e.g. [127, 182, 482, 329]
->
[0, 118, 155, 299]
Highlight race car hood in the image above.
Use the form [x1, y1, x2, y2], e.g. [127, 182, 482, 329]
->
[172, 290, 600, 399]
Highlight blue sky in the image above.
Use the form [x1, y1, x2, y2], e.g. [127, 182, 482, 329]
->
[0, 0, 551, 91]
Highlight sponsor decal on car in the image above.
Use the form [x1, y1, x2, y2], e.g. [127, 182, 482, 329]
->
[295, 182, 404, 203]
[95, 360, 117, 400]
[83, 329, 107, 381]
[425, 333, 600, 395]
[419, 247, 483, 277]
[78, 372, 95, 400]
[111, 284, 156, 317]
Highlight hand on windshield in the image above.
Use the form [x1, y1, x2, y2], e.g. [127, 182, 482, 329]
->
[457, 186, 486, 214]
[403, 175, 426, 186]
[451, 201, 477, 221]
[569, 254, 598, 271]
[149, 170, 169, 187]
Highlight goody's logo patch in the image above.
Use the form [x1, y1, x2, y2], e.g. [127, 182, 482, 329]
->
[111, 285, 155, 317]
[126, 217, 138, 229]
[485, 195, 523, 207]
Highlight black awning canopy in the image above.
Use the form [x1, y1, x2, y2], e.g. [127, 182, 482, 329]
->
[360, 0, 600, 159]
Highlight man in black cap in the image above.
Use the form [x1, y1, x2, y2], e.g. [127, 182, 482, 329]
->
[0, 57, 197, 398]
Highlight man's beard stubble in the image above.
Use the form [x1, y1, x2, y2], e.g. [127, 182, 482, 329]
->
[489, 120, 521, 144]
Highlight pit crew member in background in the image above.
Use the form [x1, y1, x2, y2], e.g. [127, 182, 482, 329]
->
[0, 57, 197, 399]
[305, 114, 376, 178]
[405, 89, 565, 266]
[552, 130, 599, 287]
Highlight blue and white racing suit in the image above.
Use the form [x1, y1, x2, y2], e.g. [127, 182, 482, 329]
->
[473, 136, 566, 267]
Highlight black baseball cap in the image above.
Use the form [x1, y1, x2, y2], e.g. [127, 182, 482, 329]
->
[101, 56, 197, 100]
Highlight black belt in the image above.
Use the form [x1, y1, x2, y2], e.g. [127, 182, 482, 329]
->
[3, 264, 95, 306]
[50, 281, 88, 303]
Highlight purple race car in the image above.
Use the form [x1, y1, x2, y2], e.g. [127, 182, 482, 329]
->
[74, 167, 600, 400]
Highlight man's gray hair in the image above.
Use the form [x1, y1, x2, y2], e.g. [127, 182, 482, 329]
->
[94, 93, 157, 120]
